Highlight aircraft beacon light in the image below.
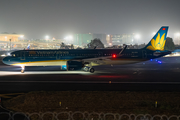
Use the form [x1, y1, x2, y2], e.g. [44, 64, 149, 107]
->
[112, 54, 116, 58]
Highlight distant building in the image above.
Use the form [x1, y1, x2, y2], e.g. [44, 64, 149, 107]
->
[106, 35, 111, 45]
[109, 34, 134, 45]
[72, 33, 136, 47]
[0, 34, 24, 42]
[73, 34, 93, 46]
[73, 33, 107, 46]
[92, 34, 106, 45]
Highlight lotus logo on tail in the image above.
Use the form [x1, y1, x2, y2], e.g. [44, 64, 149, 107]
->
[147, 33, 166, 51]
[144, 26, 168, 51]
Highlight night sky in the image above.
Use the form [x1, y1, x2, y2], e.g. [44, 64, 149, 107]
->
[0, 0, 180, 43]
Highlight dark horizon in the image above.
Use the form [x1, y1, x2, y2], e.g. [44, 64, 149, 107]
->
[0, 0, 180, 43]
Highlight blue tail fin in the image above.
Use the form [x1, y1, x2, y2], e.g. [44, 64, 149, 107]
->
[144, 26, 169, 51]
[26, 44, 30, 50]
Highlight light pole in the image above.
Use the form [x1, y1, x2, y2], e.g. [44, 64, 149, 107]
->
[107, 34, 111, 46]
[9, 39, 11, 51]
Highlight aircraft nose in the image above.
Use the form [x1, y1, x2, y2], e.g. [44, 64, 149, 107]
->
[2, 57, 11, 65]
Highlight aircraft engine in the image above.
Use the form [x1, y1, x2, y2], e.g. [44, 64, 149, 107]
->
[66, 61, 83, 70]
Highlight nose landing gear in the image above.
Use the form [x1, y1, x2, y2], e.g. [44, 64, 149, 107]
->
[21, 66, 25, 73]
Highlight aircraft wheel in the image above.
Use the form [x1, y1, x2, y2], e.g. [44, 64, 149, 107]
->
[89, 68, 95, 73]
[21, 69, 24, 73]
[21, 66, 25, 73]
[83, 67, 89, 72]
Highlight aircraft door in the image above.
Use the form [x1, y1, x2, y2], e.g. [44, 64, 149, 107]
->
[142, 50, 147, 58]
[21, 51, 25, 60]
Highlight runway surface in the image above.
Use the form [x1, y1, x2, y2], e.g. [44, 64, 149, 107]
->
[0, 56, 180, 93]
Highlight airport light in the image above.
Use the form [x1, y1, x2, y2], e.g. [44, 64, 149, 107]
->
[45, 35, 49, 40]
[20, 35, 24, 41]
[175, 33, 180, 45]
[7, 53, 11, 56]
[176, 33, 180, 37]
[133, 34, 141, 44]
[64, 35, 73, 40]
[64, 35, 73, 44]
[1, 54, 6, 57]
[5, 36, 7, 39]
[134, 34, 140, 39]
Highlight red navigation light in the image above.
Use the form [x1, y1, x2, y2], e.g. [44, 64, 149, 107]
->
[112, 54, 116, 58]
[162, 28, 166, 30]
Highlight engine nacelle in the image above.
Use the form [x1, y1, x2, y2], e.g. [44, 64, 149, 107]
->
[66, 61, 83, 70]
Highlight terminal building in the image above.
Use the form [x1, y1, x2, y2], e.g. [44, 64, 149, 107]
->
[0, 34, 24, 42]
[0, 33, 24, 50]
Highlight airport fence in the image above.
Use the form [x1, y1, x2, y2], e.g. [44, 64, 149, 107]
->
[0, 111, 180, 120]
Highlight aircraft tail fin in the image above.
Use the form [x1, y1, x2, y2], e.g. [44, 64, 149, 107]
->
[144, 26, 169, 51]
[26, 44, 30, 50]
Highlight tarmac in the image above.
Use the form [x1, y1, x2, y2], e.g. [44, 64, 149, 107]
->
[0, 56, 180, 93]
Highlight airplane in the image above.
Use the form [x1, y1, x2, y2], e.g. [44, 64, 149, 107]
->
[2, 26, 171, 73]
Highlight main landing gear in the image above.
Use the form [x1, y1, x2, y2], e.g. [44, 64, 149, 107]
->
[89, 68, 95, 73]
[21, 66, 25, 73]
[83, 66, 95, 73]
[83, 62, 95, 73]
